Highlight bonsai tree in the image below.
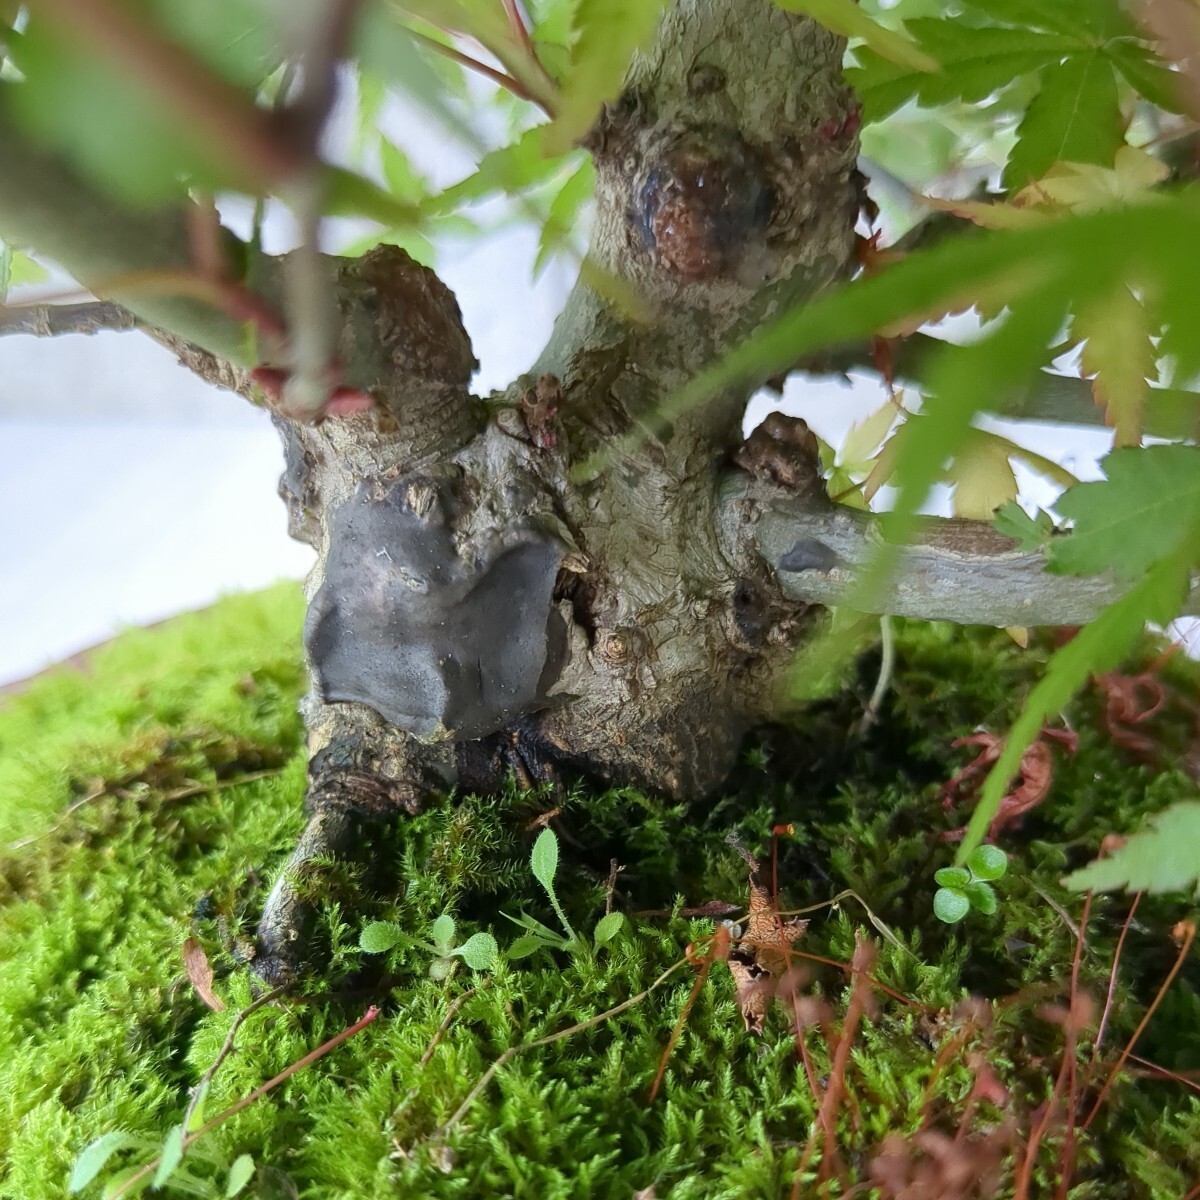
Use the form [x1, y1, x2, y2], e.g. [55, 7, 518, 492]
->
[3, 0, 1199, 984]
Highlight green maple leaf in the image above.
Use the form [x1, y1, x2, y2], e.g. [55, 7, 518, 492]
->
[1050, 446, 1200, 580]
[1063, 802, 1200, 896]
[1003, 51, 1122, 190]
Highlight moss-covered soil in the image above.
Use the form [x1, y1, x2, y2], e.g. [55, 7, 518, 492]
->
[1, 585, 1198, 1198]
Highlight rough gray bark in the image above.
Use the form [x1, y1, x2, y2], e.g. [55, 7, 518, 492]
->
[732, 481, 1200, 625]
[0, 0, 1156, 980]
[248, 0, 863, 977]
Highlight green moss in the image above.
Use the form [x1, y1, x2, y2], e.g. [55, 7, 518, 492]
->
[0, 590, 1197, 1198]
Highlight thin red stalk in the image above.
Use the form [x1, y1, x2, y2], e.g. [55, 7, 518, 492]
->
[793, 941, 875, 1198]
[180, 985, 287, 1136]
[1092, 892, 1141, 1063]
[794, 1020, 821, 1099]
[1055, 891, 1092, 1200]
[783, 947, 928, 1010]
[409, 29, 544, 109]
[496, 0, 559, 101]
[1082, 920, 1195, 1131]
[647, 957, 712, 1104]
[920, 1024, 975, 1127]
[1015, 894, 1091, 1199]
[1183, 1183, 1200, 1200]
[501, 0, 536, 60]
[1127, 1052, 1200, 1098]
[110, 1006, 380, 1198]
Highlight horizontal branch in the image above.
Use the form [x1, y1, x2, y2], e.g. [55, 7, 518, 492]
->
[0, 300, 136, 337]
[804, 330, 1200, 441]
[730, 486, 1200, 627]
[0, 98, 255, 365]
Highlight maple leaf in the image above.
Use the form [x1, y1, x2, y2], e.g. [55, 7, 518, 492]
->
[1063, 801, 1200, 896]
[919, 147, 1170, 233]
[725, 844, 808, 1034]
[1016, 146, 1170, 212]
[948, 430, 1019, 520]
[1073, 284, 1157, 447]
[1050, 445, 1200, 580]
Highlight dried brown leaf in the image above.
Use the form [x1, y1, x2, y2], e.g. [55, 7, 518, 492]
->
[725, 847, 808, 1033]
[183, 936, 225, 1012]
[941, 727, 1078, 840]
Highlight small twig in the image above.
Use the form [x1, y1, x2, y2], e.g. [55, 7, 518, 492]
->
[1028, 882, 1082, 941]
[109, 1005, 380, 1198]
[1082, 919, 1196, 1131]
[1092, 892, 1141, 1064]
[390, 986, 481, 1125]
[419, 988, 478, 1070]
[604, 859, 622, 916]
[180, 986, 288, 1135]
[437, 957, 691, 1137]
[0, 300, 137, 338]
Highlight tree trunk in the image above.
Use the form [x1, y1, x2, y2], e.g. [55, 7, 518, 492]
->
[250, 0, 862, 978]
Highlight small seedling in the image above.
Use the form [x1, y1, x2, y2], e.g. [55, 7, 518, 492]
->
[359, 913, 497, 975]
[933, 845, 1008, 924]
[505, 829, 626, 958]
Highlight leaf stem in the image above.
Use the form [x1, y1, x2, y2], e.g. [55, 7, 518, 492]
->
[409, 29, 548, 110]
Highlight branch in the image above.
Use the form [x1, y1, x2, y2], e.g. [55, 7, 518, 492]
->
[0, 300, 136, 337]
[727, 483, 1200, 627]
[805, 330, 1200, 441]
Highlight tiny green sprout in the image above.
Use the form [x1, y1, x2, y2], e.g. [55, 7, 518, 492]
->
[933, 887, 971, 923]
[429, 914, 456, 955]
[964, 881, 998, 915]
[225, 1154, 256, 1197]
[934, 867, 971, 889]
[359, 914, 496, 974]
[530, 828, 581, 948]
[967, 844, 1008, 881]
[452, 932, 499, 970]
[359, 920, 406, 954]
[593, 911, 625, 949]
[933, 846, 1009, 923]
